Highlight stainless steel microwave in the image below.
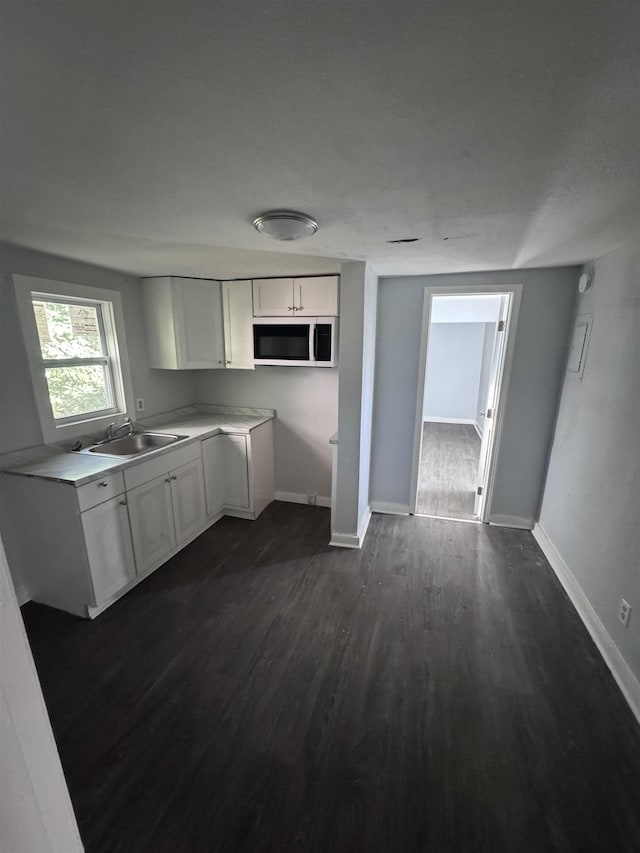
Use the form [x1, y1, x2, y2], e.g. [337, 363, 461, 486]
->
[252, 317, 338, 367]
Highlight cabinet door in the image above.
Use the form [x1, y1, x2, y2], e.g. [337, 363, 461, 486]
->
[202, 434, 226, 517]
[294, 276, 339, 316]
[252, 278, 294, 316]
[174, 278, 225, 368]
[82, 496, 136, 604]
[223, 434, 250, 509]
[170, 459, 207, 546]
[222, 281, 254, 369]
[127, 475, 176, 574]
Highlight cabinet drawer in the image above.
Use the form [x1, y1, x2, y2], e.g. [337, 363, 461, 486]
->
[77, 472, 125, 512]
[123, 441, 201, 491]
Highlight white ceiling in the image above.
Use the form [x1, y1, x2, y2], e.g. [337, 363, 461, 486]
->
[1, 1, 639, 279]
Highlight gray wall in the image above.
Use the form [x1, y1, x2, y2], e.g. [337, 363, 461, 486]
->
[332, 262, 379, 540]
[357, 265, 379, 529]
[0, 243, 196, 454]
[423, 322, 485, 421]
[370, 267, 578, 523]
[195, 367, 338, 500]
[538, 242, 640, 686]
[476, 322, 497, 435]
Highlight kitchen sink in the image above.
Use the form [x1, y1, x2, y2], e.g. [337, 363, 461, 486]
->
[83, 432, 188, 457]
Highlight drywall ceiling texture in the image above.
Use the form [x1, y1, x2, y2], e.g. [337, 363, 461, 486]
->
[1, 2, 639, 277]
[538, 241, 640, 686]
[370, 267, 578, 525]
[0, 243, 197, 455]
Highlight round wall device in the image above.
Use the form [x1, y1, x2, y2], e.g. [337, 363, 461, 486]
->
[578, 272, 593, 294]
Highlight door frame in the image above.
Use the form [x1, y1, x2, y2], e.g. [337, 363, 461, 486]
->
[409, 284, 522, 521]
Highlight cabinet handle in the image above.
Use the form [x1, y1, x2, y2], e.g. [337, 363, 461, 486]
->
[288, 306, 294, 311]
[171, 474, 177, 480]
[98, 481, 108, 487]
[164, 477, 171, 483]
[225, 360, 231, 365]
[120, 499, 127, 506]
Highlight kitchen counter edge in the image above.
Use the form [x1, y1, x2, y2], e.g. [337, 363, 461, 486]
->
[0, 414, 274, 487]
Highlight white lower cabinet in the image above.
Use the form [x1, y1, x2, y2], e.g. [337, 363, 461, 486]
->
[201, 434, 226, 517]
[0, 421, 274, 619]
[81, 494, 136, 604]
[127, 475, 176, 574]
[170, 459, 207, 543]
[127, 455, 206, 574]
[202, 421, 274, 520]
[223, 435, 250, 509]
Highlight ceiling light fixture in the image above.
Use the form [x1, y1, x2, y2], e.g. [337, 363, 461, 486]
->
[253, 210, 318, 241]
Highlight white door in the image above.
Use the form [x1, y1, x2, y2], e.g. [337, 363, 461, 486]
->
[222, 280, 255, 369]
[295, 276, 339, 316]
[474, 296, 511, 518]
[0, 538, 83, 853]
[170, 459, 207, 545]
[82, 495, 136, 604]
[202, 434, 227, 517]
[252, 278, 294, 316]
[174, 278, 225, 368]
[223, 434, 250, 509]
[127, 475, 176, 573]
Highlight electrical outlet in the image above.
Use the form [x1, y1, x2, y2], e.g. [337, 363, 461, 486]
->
[135, 398, 145, 412]
[307, 493, 317, 506]
[618, 599, 632, 628]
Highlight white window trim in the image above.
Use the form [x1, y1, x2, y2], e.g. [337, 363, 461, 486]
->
[13, 274, 135, 445]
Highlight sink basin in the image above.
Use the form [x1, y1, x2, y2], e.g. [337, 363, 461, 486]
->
[85, 432, 188, 457]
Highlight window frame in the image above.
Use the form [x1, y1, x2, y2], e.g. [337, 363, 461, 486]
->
[13, 275, 135, 445]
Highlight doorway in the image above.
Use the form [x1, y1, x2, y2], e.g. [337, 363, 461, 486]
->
[410, 287, 520, 522]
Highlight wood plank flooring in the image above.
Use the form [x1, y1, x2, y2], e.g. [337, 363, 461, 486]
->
[416, 422, 481, 520]
[22, 503, 640, 853]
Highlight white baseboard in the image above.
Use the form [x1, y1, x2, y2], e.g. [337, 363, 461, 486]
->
[329, 532, 360, 548]
[424, 417, 476, 425]
[370, 501, 411, 516]
[275, 491, 331, 508]
[488, 514, 533, 530]
[533, 523, 640, 726]
[330, 506, 371, 549]
[358, 506, 372, 543]
[15, 583, 30, 606]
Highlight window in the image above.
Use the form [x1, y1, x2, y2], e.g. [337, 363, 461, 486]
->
[13, 275, 134, 443]
[32, 296, 117, 422]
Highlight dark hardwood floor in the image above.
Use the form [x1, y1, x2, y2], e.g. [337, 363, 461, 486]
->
[22, 503, 640, 853]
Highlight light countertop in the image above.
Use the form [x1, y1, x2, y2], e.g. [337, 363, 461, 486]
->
[0, 408, 273, 487]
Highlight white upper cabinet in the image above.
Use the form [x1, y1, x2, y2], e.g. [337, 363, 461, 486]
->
[222, 280, 254, 369]
[295, 276, 339, 316]
[252, 278, 294, 316]
[252, 275, 339, 317]
[142, 276, 225, 369]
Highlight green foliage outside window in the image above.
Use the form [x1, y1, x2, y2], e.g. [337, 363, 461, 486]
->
[34, 300, 114, 419]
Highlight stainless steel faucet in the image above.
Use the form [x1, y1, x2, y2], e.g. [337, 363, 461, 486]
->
[106, 417, 133, 440]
